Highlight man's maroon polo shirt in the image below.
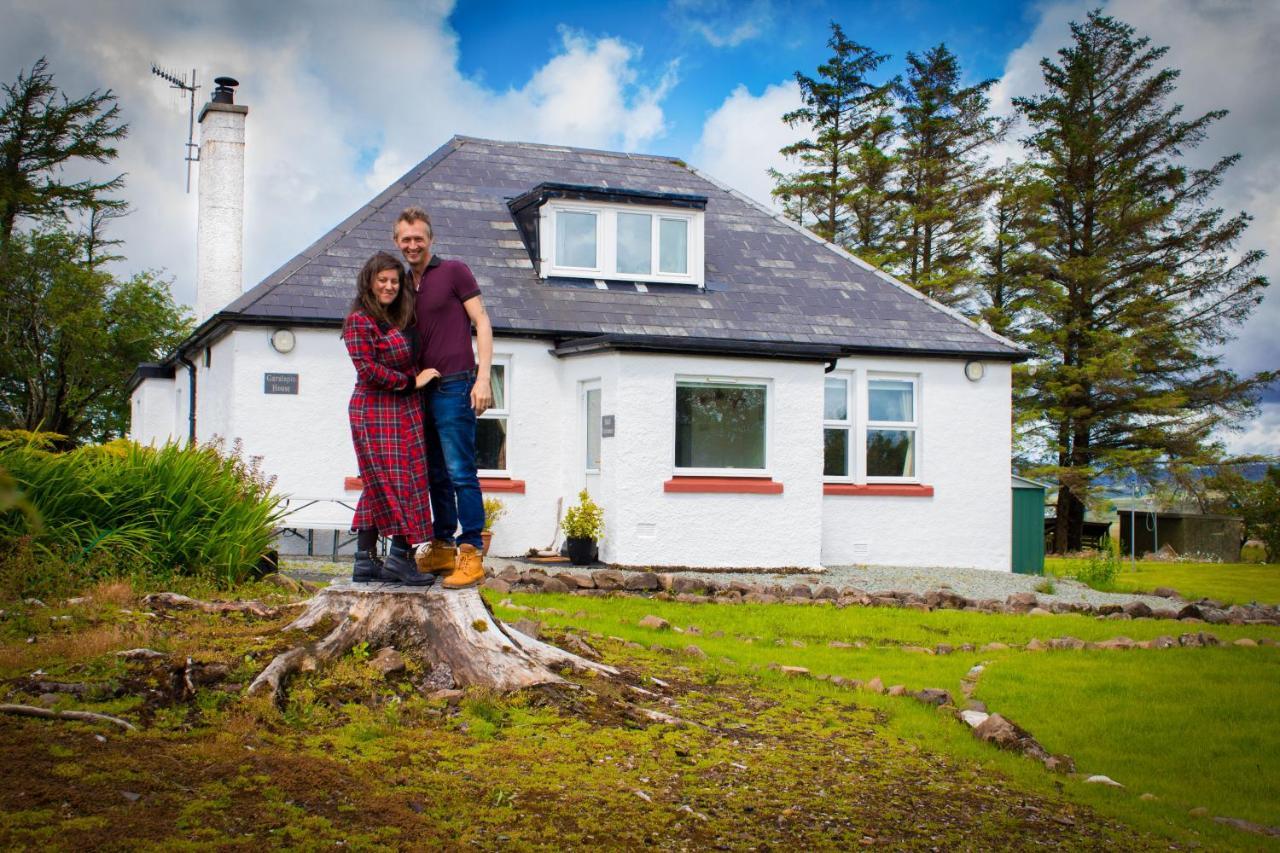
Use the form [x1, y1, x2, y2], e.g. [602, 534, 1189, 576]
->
[412, 254, 481, 375]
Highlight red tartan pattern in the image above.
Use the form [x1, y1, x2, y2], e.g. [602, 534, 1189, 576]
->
[343, 311, 432, 541]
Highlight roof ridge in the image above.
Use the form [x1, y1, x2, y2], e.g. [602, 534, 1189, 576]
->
[229, 135, 465, 313]
[685, 164, 1026, 356]
[451, 134, 683, 164]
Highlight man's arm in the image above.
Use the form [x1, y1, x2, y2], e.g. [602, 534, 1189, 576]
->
[465, 295, 494, 414]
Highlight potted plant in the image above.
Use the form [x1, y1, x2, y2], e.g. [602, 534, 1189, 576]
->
[481, 497, 507, 556]
[561, 489, 603, 565]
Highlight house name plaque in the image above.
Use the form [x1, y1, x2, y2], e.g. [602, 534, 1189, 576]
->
[601, 415, 615, 438]
[264, 373, 299, 395]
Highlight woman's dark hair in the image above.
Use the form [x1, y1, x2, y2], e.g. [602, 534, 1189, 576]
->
[351, 252, 414, 329]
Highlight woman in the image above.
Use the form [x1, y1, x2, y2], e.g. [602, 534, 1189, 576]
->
[343, 251, 439, 584]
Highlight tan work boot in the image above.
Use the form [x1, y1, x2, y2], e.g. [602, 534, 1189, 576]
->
[416, 539, 457, 575]
[443, 544, 484, 589]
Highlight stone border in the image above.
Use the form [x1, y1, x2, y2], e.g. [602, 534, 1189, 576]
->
[482, 565, 1280, 626]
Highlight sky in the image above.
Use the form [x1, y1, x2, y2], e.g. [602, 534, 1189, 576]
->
[2, 0, 1277, 455]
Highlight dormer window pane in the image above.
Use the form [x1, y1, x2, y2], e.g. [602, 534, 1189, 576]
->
[556, 210, 597, 269]
[617, 212, 652, 275]
[659, 218, 688, 274]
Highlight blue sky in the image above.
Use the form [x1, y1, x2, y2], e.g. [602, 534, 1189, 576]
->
[449, 0, 1041, 156]
[2, 0, 1277, 452]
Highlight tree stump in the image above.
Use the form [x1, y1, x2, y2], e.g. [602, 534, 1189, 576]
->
[247, 581, 616, 703]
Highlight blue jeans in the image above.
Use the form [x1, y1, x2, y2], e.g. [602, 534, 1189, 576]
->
[422, 375, 485, 550]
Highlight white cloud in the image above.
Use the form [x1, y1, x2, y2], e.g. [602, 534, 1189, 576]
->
[670, 0, 771, 48]
[0, 1, 676, 310]
[690, 80, 804, 209]
[1221, 402, 1280, 458]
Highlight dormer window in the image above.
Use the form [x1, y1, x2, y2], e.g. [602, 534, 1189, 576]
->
[509, 183, 706, 286]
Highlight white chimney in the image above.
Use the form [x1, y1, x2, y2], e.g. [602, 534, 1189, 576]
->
[195, 77, 247, 324]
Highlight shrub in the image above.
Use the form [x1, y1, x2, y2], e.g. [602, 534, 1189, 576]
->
[0, 431, 282, 592]
[1076, 536, 1122, 589]
[561, 489, 604, 541]
[483, 497, 507, 532]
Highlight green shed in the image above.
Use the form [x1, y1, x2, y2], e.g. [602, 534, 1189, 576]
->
[1012, 475, 1047, 574]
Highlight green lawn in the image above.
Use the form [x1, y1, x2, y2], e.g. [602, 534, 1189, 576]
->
[495, 591, 1280, 849]
[1046, 556, 1280, 605]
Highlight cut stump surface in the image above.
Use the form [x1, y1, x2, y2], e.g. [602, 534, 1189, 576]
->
[248, 581, 616, 703]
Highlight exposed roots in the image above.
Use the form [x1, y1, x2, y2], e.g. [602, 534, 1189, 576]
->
[143, 592, 284, 619]
[0, 703, 136, 731]
[247, 582, 617, 704]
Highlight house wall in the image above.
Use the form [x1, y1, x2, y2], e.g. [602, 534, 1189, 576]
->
[605, 352, 825, 569]
[821, 355, 1012, 572]
[128, 378, 178, 445]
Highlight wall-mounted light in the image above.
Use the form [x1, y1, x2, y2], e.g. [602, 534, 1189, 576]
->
[270, 328, 296, 354]
[964, 360, 985, 382]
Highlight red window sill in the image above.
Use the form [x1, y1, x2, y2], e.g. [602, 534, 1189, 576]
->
[480, 478, 526, 494]
[345, 476, 526, 495]
[824, 483, 934, 497]
[664, 476, 783, 495]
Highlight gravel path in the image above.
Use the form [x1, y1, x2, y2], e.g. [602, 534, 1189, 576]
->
[283, 557, 1185, 611]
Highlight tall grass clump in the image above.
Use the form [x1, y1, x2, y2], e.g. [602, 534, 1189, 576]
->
[0, 431, 283, 594]
[1075, 535, 1122, 590]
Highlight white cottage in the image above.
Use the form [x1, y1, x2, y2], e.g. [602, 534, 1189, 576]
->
[130, 85, 1025, 571]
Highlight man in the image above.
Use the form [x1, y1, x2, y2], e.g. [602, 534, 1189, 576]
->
[394, 206, 494, 589]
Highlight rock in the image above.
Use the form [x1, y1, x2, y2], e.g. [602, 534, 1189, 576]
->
[1178, 604, 1206, 621]
[934, 643, 953, 655]
[813, 585, 839, 600]
[743, 593, 779, 605]
[1096, 636, 1136, 650]
[670, 576, 706, 595]
[1151, 608, 1179, 620]
[1233, 637, 1258, 647]
[901, 645, 932, 654]
[973, 714, 1048, 761]
[1188, 807, 1209, 818]
[1028, 607, 1052, 616]
[1043, 755, 1075, 774]
[117, 648, 166, 660]
[1139, 793, 1158, 801]
[1084, 775, 1123, 787]
[368, 647, 405, 676]
[966, 699, 988, 713]
[625, 572, 661, 592]
[539, 577, 571, 594]
[959, 710, 990, 728]
[482, 578, 511, 594]
[24, 598, 46, 608]
[426, 688, 465, 704]
[1049, 636, 1085, 650]
[1150, 635, 1177, 649]
[120, 790, 141, 803]
[886, 684, 907, 696]
[593, 569, 626, 590]
[1095, 604, 1124, 616]
[510, 619, 542, 640]
[683, 644, 707, 658]
[1179, 631, 1220, 647]
[786, 584, 813, 599]
[864, 677, 885, 694]
[1025, 638, 1047, 651]
[1152, 586, 1180, 598]
[1260, 638, 1279, 647]
[980, 642, 1009, 652]
[562, 634, 600, 660]
[497, 565, 520, 581]
[37, 693, 59, 707]
[913, 688, 953, 707]
[828, 640, 853, 649]
[1122, 601, 1153, 618]
[674, 593, 710, 604]
[638, 615, 670, 631]
[779, 665, 809, 677]
[563, 572, 596, 589]
[1006, 592, 1038, 610]
[1211, 816, 1280, 837]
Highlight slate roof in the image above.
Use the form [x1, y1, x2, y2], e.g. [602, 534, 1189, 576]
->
[221, 136, 1023, 359]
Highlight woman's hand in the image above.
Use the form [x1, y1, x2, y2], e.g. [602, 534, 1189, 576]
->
[414, 368, 441, 389]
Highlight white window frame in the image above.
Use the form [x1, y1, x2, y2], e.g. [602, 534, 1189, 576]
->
[582, 380, 602, 474]
[822, 372, 854, 482]
[864, 372, 920, 483]
[673, 374, 771, 477]
[476, 355, 512, 478]
[540, 199, 704, 286]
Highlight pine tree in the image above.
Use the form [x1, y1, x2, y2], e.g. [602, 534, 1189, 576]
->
[1014, 12, 1272, 552]
[772, 23, 896, 260]
[975, 163, 1050, 338]
[0, 57, 128, 250]
[890, 44, 1009, 307]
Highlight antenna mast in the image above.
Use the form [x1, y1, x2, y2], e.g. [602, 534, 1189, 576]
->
[150, 64, 201, 192]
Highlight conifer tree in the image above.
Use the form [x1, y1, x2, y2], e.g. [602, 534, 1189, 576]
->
[890, 44, 1009, 307]
[975, 163, 1050, 338]
[771, 23, 897, 262]
[1014, 12, 1272, 552]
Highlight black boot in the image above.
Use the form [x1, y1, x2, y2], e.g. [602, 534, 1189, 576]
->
[381, 544, 434, 586]
[352, 550, 384, 583]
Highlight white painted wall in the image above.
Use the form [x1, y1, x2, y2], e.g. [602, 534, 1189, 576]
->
[820, 355, 1012, 572]
[128, 377, 177, 445]
[196, 102, 247, 324]
[605, 352, 825, 569]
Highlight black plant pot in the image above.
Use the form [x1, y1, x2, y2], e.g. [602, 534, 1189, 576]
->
[565, 537, 597, 566]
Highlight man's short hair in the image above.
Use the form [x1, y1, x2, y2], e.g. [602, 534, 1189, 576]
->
[394, 206, 432, 238]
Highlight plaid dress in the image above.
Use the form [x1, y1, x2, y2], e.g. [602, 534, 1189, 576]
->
[343, 311, 431, 541]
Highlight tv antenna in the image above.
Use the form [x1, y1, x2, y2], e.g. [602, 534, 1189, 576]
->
[150, 64, 200, 192]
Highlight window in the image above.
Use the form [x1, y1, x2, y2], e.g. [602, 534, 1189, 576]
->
[476, 361, 509, 474]
[584, 385, 602, 472]
[823, 375, 851, 478]
[541, 200, 704, 285]
[675, 379, 767, 473]
[866, 376, 917, 479]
